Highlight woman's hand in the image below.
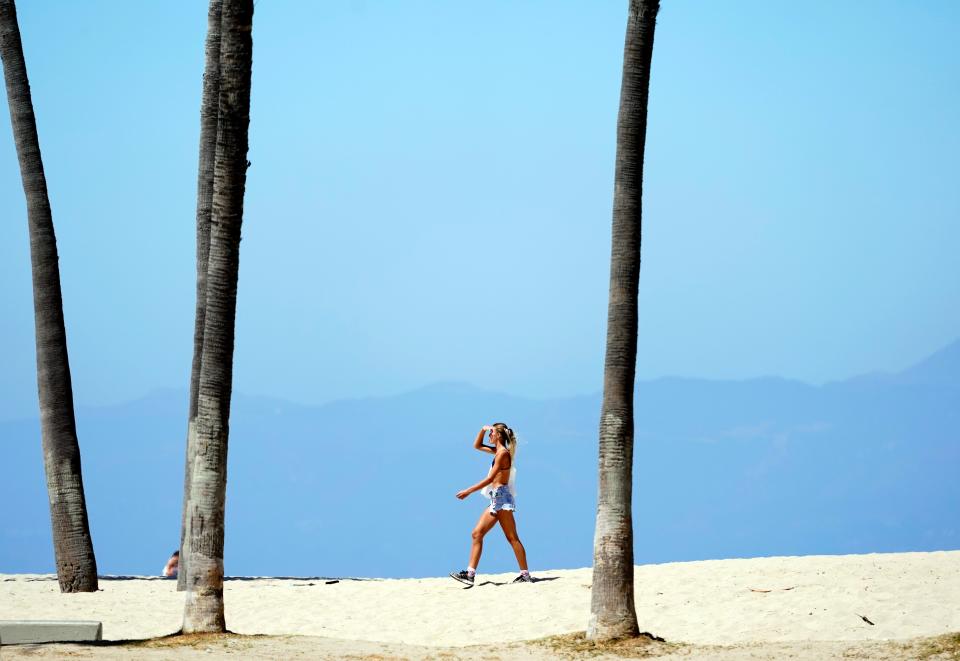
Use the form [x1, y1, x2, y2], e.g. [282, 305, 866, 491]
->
[481, 425, 494, 432]
[456, 488, 472, 500]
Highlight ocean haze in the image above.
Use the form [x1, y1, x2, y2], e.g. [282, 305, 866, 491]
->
[2, 339, 956, 578]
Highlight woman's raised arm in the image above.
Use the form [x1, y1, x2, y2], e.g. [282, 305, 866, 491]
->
[473, 425, 495, 454]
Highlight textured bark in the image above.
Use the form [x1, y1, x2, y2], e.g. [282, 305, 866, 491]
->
[588, 0, 659, 641]
[0, 0, 98, 593]
[181, 0, 253, 634]
[179, 0, 223, 593]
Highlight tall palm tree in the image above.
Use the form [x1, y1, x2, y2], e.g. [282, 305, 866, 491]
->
[179, 0, 224, 593]
[181, 0, 254, 633]
[0, 0, 98, 593]
[588, 0, 660, 641]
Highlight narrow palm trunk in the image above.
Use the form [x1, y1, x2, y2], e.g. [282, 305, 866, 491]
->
[588, 0, 659, 641]
[0, 0, 98, 593]
[181, 0, 253, 633]
[179, 0, 224, 593]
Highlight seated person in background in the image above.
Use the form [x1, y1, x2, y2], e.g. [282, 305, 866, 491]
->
[162, 550, 179, 578]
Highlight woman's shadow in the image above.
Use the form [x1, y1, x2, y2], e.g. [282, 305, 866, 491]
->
[468, 576, 560, 588]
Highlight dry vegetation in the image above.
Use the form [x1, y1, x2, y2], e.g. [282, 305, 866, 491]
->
[908, 632, 960, 660]
[532, 631, 685, 658]
[123, 631, 260, 651]
[4, 632, 960, 660]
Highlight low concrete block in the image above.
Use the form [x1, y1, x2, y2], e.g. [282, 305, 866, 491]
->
[0, 620, 102, 645]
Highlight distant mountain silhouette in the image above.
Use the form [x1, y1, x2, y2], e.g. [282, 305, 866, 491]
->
[832, 338, 960, 389]
[892, 338, 960, 387]
[2, 340, 957, 577]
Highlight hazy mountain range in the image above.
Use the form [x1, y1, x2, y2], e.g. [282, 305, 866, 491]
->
[2, 340, 957, 578]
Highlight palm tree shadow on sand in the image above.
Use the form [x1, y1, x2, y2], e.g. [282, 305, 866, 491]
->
[95, 576, 368, 584]
[43, 632, 247, 649]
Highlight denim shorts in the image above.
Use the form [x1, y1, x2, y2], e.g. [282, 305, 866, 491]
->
[488, 485, 516, 514]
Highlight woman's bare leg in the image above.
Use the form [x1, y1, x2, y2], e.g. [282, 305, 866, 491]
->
[497, 510, 528, 571]
[468, 508, 499, 570]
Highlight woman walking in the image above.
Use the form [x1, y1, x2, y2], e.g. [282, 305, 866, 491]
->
[450, 423, 531, 586]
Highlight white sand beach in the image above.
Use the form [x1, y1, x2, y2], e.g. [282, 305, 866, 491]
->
[2, 550, 958, 659]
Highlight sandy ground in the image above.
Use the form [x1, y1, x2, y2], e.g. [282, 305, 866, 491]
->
[1, 550, 958, 659]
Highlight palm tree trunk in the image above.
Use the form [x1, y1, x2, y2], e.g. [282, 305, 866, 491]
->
[181, 0, 253, 633]
[179, 0, 224, 593]
[588, 0, 659, 641]
[0, 0, 98, 593]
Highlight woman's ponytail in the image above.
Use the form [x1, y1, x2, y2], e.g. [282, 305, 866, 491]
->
[494, 422, 517, 463]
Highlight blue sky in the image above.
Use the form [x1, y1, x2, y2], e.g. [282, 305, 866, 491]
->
[0, 1, 957, 420]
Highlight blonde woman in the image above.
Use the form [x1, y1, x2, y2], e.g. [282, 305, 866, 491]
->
[450, 423, 531, 586]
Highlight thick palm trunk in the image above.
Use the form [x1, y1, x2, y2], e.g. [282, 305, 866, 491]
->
[0, 0, 98, 593]
[181, 0, 253, 633]
[588, 0, 659, 641]
[179, 0, 224, 593]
